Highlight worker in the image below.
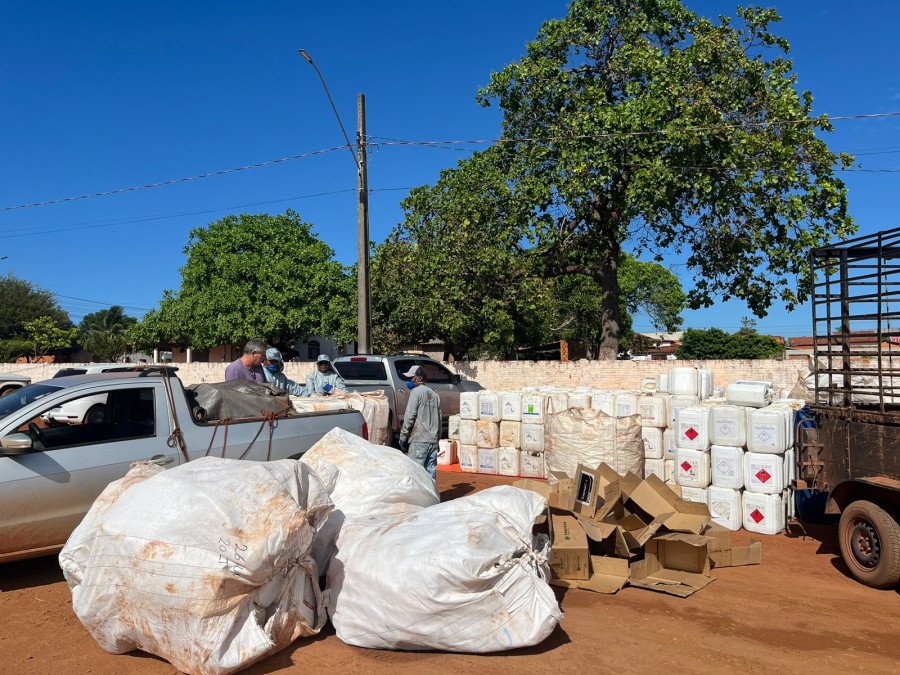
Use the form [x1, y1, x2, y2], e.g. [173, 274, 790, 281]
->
[305, 354, 347, 395]
[262, 347, 307, 396]
[398, 365, 442, 480]
[225, 339, 268, 382]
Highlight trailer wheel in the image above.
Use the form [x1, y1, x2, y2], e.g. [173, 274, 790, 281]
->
[838, 500, 900, 589]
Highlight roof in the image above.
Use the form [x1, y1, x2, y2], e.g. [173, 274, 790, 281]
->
[788, 332, 895, 348]
[635, 332, 684, 342]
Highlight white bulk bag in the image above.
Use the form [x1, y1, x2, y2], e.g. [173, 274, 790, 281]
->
[326, 486, 562, 652]
[544, 408, 643, 477]
[300, 428, 439, 573]
[60, 458, 332, 675]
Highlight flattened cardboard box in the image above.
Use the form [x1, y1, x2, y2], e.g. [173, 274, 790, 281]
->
[550, 513, 590, 580]
[710, 541, 762, 568]
[627, 473, 711, 534]
[630, 532, 714, 597]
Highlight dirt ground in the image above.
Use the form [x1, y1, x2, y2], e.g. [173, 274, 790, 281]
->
[2, 471, 898, 674]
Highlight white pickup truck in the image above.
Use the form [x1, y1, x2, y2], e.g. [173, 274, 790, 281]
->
[0, 369, 365, 562]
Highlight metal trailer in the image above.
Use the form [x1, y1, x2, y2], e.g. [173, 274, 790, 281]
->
[805, 226, 900, 588]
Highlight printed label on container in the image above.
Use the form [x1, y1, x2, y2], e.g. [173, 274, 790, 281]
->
[461, 400, 475, 416]
[750, 508, 765, 523]
[715, 459, 736, 476]
[716, 421, 735, 437]
[712, 501, 732, 518]
[755, 468, 772, 484]
[682, 426, 699, 441]
[753, 424, 777, 447]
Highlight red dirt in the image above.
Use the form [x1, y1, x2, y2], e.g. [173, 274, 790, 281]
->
[1, 472, 898, 674]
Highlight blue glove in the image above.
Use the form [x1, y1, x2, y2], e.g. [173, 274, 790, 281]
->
[398, 437, 408, 453]
[322, 383, 333, 395]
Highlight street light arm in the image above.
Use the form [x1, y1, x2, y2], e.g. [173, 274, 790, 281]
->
[298, 49, 359, 171]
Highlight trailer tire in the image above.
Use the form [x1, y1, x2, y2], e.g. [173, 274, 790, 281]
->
[838, 500, 900, 589]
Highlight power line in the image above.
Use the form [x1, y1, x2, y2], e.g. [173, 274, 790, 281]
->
[53, 293, 151, 312]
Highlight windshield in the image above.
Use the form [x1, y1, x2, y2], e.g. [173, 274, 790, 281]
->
[0, 383, 62, 419]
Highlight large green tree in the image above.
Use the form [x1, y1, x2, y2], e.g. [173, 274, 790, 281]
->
[24, 316, 79, 359]
[79, 305, 138, 361]
[137, 211, 355, 350]
[0, 275, 70, 340]
[477, 0, 855, 359]
[676, 326, 782, 359]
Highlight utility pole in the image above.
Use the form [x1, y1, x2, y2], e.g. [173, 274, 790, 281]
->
[356, 94, 372, 354]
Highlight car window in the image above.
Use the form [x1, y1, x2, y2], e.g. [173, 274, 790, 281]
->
[417, 361, 452, 384]
[13, 387, 156, 450]
[393, 359, 418, 381]
[0, 384, 62, 419]
[333, 361, 387, 380]
[53, 369, 87, 378]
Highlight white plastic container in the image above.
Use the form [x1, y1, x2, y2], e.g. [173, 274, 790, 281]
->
[669, 395, 700, 427]
[744, 451, 786, 494]
[664, 459, 675, 483]
[680, 486, 709, 504]
[675, 407, 711, 450]
[644, 458, 666, 481]
[675, 448, 711, 488]
[477, 447, 499, 475]
[708, 486, 742, 531]
[698, 368, 714, 400]
[711, 445, 745, 489]
[614, 392, 638, 417]
[641, 426, 664, 460]
[500, 392, 522, 421]
[669, 367, 699, 396]
[641, 377, 658, 394]
[726, 381, 774, 408]
[458, 419, 477, 446]
[437, 439, 457, 466]
[663, 428, 677, 461]
[568, 392, 591, 410]
[709, 405, 748, 448]
[497, 446, 520, 476]
[475, 420, 500, 449]
[743, 491, 786, 535]
[458, 444, 477, 473]
[747, 407, 790, 454]
[448, 415, 461, 441]
[478, 391, 501, 421]
[784, 448, 796, 487]
[520, 450, 545, 478]
[638, 395, 668, 428]
[657, 373, 669, 394]
[547, 391, 569, 414]
[520, 395, 546, 425]
[521, 423, 545, 452]
[459, 392, 479, 420]
[499, 420, 521, 449]
[590, 391, 615, 416]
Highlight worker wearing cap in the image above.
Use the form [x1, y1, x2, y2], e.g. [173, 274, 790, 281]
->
[305, 354, 347, 396]
[398, 365, 442, 480]
[262, 347, 307, 396]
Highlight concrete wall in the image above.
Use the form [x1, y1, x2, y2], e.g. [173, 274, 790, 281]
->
[2, 358, 809, 393]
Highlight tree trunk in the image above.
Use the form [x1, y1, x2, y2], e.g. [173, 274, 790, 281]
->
[596, 238, 621, 361]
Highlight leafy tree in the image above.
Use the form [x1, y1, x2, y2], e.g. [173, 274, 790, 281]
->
[676, 326, 782, 359]
[139, 211, 355, 350]
[477, 0, 855, 359]
[0, 275, 71, 340]
[24, 316, 79, 359]
[79, 305, 138, 361]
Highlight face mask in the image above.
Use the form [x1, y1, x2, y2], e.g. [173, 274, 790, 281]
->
[406, 380, 417, 390]
[265, 364, 279, 374]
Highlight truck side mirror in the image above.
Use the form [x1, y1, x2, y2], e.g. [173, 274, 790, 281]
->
[0, 433, 33, 455]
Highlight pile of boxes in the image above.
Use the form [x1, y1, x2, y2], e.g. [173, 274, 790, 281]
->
[516, 463, 762, 597]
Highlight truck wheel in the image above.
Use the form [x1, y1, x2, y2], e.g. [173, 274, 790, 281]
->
[84, 404, 106, 425]
[838, 500, 900, 589]
[384, 415, 395, 448]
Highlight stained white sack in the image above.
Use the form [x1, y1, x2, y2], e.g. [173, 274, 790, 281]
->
[299, 427, 439, 573]
[59, 457, 332, 675]
[326, 486, 561, 652]
[544, 408, 644, 477]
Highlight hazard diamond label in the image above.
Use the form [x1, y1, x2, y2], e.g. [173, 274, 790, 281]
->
[684, 427, 699, 441]
[755, 468, 772, 483]
[680, 461, 693, 472]
[717, 423, 733, 436]
[750, 509, 765, 523]
[713, 502, 731, 517]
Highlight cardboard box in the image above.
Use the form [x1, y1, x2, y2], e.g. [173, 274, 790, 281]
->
[548, 471, 576, 511]
[630, 533, 714, 597]
[573, 464, 601, 516]
[513, 478, 554, 502]
[709, 541, 762, 568]
[575, 513, 630, 558]
[579, 556, 631, 594]
[550, 514, 590, 580]
[627, 473, 711, 534]
[617, 512, 667, 550]
[701, 521, 733, 552]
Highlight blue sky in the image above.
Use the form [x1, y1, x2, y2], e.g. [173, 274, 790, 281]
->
[2, 1, 899, 339]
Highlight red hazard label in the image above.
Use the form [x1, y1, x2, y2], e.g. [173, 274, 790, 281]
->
[684, 427, 699, 441]
[750, 509, 765, 523]
[680, 461, 692, 472]
[755, 468, 772, 483]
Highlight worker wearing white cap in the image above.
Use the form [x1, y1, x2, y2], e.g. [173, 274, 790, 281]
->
[262, 347, 307, 396]
[305, 354, 347, 395]
[398, 364, 442, 480]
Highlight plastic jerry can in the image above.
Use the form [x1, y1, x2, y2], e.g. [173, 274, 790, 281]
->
[747, 407, 789, 454]
[437, 439, 457, 466]
[458, 419, 477, 446]
[641, 426, 664, 460]
[521, 423, 545, 452]
[477, 447, 499, 475]
[521, 395, 546, 425]
[675, 407, 711, 450]
[641, 377, 658, 393]
[590, 391, 615, 416]
[520, 450, 545, 478]
[497, 446, 520, 476]
[698, 368, 714, 400]
[675, 448, 711, 488]
[448, 415, 461, 441]
[614, 392, 638, 417]
[707, 486, 743, 531]
[744, 451, 786, 494]
[568, 392, 591, 410]
[669, 367, 699, 396]
[499, 420, 521, 449]
[459, 391, 479, 420]
[458, 444, 478, 473]
[680, 486, 708, 504]
[669, 395, 700, 428]
[663, 428, 677, 461]
[711, 445, 745, 489]
[639, 395, 668, 428]
[742, 491, 786, 535]
[709, 405, 748, 448]
[664, 459, 675, 483]
[478, 391, 501, 421]
[725, 381, 774, 408]
[657, 372, 669, 394]
[475, 420, 500, 449]
[644, 458, 666, 481]
[501, 392, 522, 421]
